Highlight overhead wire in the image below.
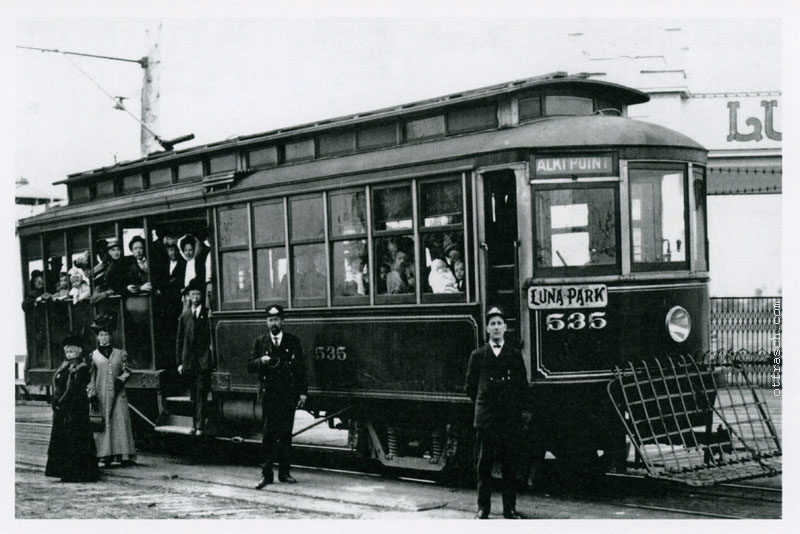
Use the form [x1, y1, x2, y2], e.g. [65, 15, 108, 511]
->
[56, 50, 161, 140]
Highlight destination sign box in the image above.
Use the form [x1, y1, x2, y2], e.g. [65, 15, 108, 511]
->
[532, 155, 615, 178]
[528, 284, 608, 309]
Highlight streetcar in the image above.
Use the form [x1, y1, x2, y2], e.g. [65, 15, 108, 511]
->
[19, 72, 715, 479]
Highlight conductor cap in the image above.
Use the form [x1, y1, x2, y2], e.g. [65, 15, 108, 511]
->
[265, 304, 284, 318]
[486, 306, 505, 322]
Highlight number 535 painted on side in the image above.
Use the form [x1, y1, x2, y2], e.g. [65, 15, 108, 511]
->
[545, 312, 607, 331]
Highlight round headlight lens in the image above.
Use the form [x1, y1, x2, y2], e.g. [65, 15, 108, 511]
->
[666, 306, 691, 343]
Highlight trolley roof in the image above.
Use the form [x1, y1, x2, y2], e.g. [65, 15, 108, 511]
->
[55, 72, 650, 185]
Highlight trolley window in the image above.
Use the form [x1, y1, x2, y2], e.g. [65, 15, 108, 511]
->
[419, 177, 466, 302]
[373, 184, 415, 303]
[544, 95, 594, 116]
[534, 185, 619, 276]
[629, 165, 688, 271]
[692, 166, 708, 272]
[290, 195, 327, 307]
[329, 190, 369, 305]
[253, 200, 287, 305]
[219, 204, 252, 309]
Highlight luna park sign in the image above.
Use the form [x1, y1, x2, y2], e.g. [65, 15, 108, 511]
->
[727, 100, 781, 142]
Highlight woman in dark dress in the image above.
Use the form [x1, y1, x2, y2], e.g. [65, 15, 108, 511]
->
[44, 334, 100, 482]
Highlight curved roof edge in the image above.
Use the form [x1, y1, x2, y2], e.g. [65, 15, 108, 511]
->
[58, 73, 651, 184]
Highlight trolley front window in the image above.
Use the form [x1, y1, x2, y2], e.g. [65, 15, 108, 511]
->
[534, 185, 619, 276]
[629, 165, 688, 271]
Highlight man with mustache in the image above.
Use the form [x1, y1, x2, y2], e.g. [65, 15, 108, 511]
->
[247, 305, 308, 489]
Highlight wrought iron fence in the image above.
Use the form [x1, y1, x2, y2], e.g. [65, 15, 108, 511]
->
[708, 297, 782, 388]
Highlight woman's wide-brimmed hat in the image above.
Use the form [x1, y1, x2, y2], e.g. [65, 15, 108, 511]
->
[90, 313, 117, 333]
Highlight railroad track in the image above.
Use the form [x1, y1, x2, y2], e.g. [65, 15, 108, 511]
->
[16, 420, 781, 519]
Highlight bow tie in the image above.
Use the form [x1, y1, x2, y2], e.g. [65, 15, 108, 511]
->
[492, 344, 502, 349]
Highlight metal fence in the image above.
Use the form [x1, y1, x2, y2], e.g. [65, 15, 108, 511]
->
[708, 297, 782, 388]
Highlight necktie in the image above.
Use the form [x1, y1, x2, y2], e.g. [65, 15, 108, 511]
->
[273, 337, 279, 346]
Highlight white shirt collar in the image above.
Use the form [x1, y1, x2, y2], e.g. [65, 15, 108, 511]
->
[490, 339, 504, 356]
[272, 332, 283, 345]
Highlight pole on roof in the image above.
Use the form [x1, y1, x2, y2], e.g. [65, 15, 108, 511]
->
[140, 23, 162, 156]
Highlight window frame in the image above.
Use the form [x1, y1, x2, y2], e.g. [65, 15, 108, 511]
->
[289, 193, 328, 308]
[328, 187, 370, 306]
[372, 182, 417, 304]
[532, 181, 622, 278]
[217, 203, 253, 310]
[417, 175, 468, 304]
[627, 162, 691, 273]
[252, 199, 288, 308]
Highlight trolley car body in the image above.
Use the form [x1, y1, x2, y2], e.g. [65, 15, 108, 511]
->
[18, 72, 709, 473]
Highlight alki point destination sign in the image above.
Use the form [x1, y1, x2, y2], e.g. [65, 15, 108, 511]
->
[531, 154, 615, 179]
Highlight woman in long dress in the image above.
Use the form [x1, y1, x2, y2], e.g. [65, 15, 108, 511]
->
[44, 334, 99, 482]
[88, 314, 136, 466]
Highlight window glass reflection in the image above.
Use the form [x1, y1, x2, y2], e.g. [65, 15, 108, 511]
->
[256, 247, 287, 302]
[221, 251, 251, 303]
[290, 197, 324, 240]
[374, 187, 412, 231]
[292, 243, 327, 304]
[535, 188, 617, 269]
[420, 180, 462, 227]
[629, 169, 686, 265]
[333, 240, 369, 298]
[330, 192, 366, 237]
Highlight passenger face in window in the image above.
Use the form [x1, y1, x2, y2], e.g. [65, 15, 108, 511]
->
[57, 273, 70, 291]
[183, 242, 195, 261]
[454, 259, 465, 283]
[108, 245, 122, 261]
[131, 241, 145, 260]
[167, 245, 179, 261]
[394, 251, 408, 271]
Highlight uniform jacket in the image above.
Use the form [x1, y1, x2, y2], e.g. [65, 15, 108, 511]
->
[176, 305, 212, 374]
[247, 332, 307, 404]
[464, 342, 527, 430]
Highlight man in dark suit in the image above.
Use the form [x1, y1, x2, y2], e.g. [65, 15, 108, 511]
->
[176, 279, 212, 436]
[465, 306, 527, 519]
[247, 305, 307, 488]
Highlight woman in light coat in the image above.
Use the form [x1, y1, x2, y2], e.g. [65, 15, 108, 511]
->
[87, 314, 136, 466]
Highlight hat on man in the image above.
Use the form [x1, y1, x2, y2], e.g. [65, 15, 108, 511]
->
[128, 235, 145, 251]
[265, 304, 284, 318]
[486, 306, 505, 322]
[90, 313, 117, 333]
[106, 238, 121, 251]
[184, 278, 205, 295]
[61, 333, 83, 348]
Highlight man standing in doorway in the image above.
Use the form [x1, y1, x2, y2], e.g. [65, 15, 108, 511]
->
[465, 306, 527, 519]
[176, 279, 212, 436]
[248, 305, 307, 488]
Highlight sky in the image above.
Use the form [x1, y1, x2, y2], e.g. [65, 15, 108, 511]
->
[10, 13, 784, 198]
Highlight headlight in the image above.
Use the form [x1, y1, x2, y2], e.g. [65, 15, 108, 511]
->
[666, 306, 691, 343]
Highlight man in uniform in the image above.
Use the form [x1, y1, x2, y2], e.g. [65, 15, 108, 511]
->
[248, 305, 308, 488]
[464, 306, 527, 519]
[176, 279, 212, 435]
